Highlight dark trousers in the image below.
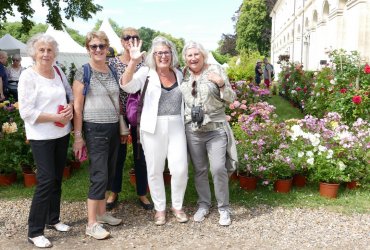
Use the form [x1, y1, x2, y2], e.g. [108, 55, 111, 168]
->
[111, 126, 148, 196]
[28, 134, 70, 238]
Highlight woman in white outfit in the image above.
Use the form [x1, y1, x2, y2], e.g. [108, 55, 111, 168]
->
[120, 36, 188, 225]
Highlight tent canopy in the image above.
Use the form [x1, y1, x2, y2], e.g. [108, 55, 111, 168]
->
[99, 18, 122, 54]
[207, 51, 221, 66]
[0, 34, 27, 56]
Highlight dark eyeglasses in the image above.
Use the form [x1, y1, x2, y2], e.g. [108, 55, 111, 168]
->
[89, 44, 107, 51]
[154, 51, 171, 57]
[122, 35, 140, 41]
[191, 80, 197, 97]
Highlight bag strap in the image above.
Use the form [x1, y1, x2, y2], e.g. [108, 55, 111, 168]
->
[53, 65, 70, 103]
[136, 76, 150, 126]
[82, 63, 92, 96]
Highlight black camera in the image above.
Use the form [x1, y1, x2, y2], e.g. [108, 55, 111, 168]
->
[191, 105, 204, 124]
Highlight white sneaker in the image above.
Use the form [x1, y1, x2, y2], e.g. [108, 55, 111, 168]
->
[218, 209, 231, 226]
[28, 235, 52, 248]
[48, 222, 71, 232]
[193, 207, 209, 222]
[97, 213, 122, 226]
[86, 223, 110, 240]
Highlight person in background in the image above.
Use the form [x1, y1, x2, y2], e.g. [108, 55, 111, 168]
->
[0, 51, 8, 101]
[255, 59, 263, 85]
[180, 41, 237, 226]
[120, 36, 188, 226]
[263, 57, 273, 89]
[18, 33, 74, 248]
[107, 27, 153, 211]
[7, 54, 24, 101]
[73, 31, 122, 240]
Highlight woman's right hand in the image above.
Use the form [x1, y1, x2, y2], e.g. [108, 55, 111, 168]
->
[129, 39, 145, 62]
[73, 139, 85, 159]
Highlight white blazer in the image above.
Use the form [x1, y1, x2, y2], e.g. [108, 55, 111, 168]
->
[121, 66, 184, 134]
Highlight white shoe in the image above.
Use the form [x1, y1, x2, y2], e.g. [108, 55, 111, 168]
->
[28, 235, 52, 248]
[86, 223, 110, 240]
[193, 207, 209, 222]
[218, 209, 231, 226]
[97, 213, 122, 226]
[48, 222, 71, 232]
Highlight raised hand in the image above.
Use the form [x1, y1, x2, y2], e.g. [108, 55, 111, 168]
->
[129, 39, 146, 62]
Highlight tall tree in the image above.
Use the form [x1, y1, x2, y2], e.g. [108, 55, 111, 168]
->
[218, 33, 237, 56]
[0, 0, 102, 33]
[236, 0, 277, 56]
[0, 22, 47, 43]
[138, 27, 156, 53]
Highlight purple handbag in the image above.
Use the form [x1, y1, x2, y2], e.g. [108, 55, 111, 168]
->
[126, 92, 140, 127]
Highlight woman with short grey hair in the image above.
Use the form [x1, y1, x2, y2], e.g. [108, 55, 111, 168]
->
[6, 54, 24, 101]
[180, 40, 237, 226]
[18, 33, 73, 248]
[120, 36, 188, 226]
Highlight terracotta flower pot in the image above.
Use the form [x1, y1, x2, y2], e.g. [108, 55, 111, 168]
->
[274, 178, 293, 193]
[163, 171, 171, 186]
[23, 170, 37, 188]
[346, 180, 357, 190]
[319, 182, 340, 199]
[0, 172, 17, 186]
[63, 166, 71, 180]
[239, 174, 257, 191]
[292, 174, 306, 188]
[129, 169, 136, 186]
[229, 171, 239, 182]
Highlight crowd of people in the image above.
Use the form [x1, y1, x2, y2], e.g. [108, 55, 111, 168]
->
[2, 28, 245, 248]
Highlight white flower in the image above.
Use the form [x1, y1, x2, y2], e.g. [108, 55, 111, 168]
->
[298, 152, 304, 158]
[318, 145, 327, 152]
[307, 158, 314, 165]
[306, 151, 314, 157]
[326, 149, 334, 159]
[316, 93, 320, 96]
[308, 133, 320, 147]
[330, 79, 335, 85]
[338, 161, 346, 171]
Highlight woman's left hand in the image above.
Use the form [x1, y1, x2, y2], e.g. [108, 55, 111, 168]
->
[60, 104, 73, 121]
[208, 72, 224, 88]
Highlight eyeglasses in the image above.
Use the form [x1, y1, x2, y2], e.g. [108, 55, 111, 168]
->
[122, 35, 140, 41]
[154, 51, 171, 57]
[12, 59, 20, 62]
[89, 44, 107, 51]
[191, 81, 197, 97]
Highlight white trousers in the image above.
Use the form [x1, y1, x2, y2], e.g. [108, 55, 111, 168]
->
[141, 115, 188, 211]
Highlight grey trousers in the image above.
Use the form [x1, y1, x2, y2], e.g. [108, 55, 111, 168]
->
[185, 125, 229, 211]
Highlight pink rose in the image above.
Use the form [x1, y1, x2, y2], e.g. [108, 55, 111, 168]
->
[233, 100, 241, 108]
[229, 103, 235, 110]
[240, 104, 247, 110]
[226, 115, 231, 121]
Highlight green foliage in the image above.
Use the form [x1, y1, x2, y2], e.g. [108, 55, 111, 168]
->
[236, 0, 271, 56]
[66, 27, 85, 46]
[0, 0, 102, 33]
[212, 51, 229, 65]
[218, 33, 237, 56]
[154, 31, 185, 66]
[226, 50, 263, 81]
[138, 27, 156, 53]
[0, 22, 47, 43]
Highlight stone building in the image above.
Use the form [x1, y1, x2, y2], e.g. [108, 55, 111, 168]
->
[270, 0, 370, 73]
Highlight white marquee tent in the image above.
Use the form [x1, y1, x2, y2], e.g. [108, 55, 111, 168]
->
[0, 34, 27, 56]
[207, 51, 221, 66]
[45, 26, 89, 68]
[99, 18, 122, 54]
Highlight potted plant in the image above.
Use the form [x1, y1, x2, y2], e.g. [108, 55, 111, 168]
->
[268, 149, 295, 193]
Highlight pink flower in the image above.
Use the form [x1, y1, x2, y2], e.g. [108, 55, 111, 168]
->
[364, 63, 370, 74]
[233, 100, 241, 108]
[240, 104, 247, 110]
[340, 88, 347, 94]
[226, 115, 231, 121]
[241, 100, 247, 104]
[229, 103, 235, 110]
[352, 95, 362, 105]
[231, 112, 236, 116]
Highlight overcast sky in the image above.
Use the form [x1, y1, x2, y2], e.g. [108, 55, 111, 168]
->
[9, 0, 242, 50]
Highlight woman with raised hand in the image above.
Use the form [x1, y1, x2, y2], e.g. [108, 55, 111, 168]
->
[106, 27, 153, 211]
[180, 41, 237, 226]
[120, 36, 188, 226]
[18, 33, 74, 248]
[73, 31, 122, 240]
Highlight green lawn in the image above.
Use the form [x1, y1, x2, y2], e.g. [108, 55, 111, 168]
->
[1, 96, 369, 214]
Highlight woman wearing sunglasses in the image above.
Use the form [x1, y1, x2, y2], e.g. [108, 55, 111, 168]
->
[120, 36, 188, 226]
[106, 27, 153, 211]
[180, 41, 237, 226]
[73, 31, 123, 240]
[6, 54, 24, 101]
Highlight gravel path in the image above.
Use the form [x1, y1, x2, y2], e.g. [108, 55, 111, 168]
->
[0, 199, 369, 249]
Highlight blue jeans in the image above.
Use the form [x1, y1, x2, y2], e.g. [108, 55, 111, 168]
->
[111, 126, 149, 196]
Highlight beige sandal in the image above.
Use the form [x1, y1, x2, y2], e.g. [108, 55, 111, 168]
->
[154, 212, 166, 226]
[171, 209, 188, 223]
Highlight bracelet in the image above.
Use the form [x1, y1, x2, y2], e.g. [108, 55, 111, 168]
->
[218, 83, 225, 89]
[74, 130, 83, 137]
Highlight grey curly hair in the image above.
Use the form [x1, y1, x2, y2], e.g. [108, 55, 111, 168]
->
[145, 36, 179, 70]
[26, 33, 59, 61]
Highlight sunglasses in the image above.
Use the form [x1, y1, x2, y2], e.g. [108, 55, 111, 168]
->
[89, 44, 107, 51]
[191, 80, 197, 97]
[122, 35, 140, 41]
[12, 59, 20, 62]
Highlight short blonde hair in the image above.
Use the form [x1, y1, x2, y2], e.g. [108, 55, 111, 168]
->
[26, 33, 58, 61]
[85, 31, 110, 50]
[121, 27, 139, 38]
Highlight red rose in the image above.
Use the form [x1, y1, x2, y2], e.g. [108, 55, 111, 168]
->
[296, 87, 301, 91]
[340, 88, 347, 94]
[364, 63, 370, 74]
[352, 95, 362, 105]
